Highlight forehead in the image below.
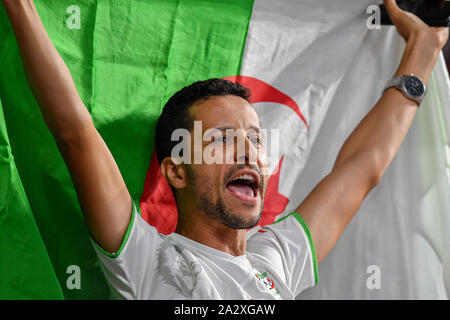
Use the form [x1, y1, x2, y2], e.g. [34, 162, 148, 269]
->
[190, 95, 260, 130]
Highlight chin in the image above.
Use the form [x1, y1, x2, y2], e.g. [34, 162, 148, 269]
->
[221, 188, 264, 228]
[224, 205, 263, 230]
[199, 185, 264, 230]
[223, 215, 261, 230]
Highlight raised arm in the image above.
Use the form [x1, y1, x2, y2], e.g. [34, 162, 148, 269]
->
[296, 0, 449, 263]
[2, 0, 132, 253]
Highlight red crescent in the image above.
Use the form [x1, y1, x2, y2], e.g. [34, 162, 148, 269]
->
[223, 75, 308, 128]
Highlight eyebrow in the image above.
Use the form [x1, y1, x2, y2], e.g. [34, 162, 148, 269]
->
[214, 126, 261, 133]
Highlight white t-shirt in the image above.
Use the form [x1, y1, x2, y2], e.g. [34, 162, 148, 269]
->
[92, 203, 318, 300]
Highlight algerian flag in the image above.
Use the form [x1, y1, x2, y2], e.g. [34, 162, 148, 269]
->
[1, 0, 449, 299]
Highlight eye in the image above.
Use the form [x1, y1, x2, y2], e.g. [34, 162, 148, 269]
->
[249, 135, 263, 147]
[214, 136, 229, 144]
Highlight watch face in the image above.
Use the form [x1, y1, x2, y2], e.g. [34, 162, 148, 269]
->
[403, 75, 425, 98]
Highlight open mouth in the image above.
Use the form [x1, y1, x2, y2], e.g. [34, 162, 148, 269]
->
[226, 171, 260, 202]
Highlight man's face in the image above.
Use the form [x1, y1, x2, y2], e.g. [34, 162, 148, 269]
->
[185, 95, 268, 229]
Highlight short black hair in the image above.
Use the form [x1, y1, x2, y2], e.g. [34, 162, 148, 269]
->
[155, 78, 252, 164]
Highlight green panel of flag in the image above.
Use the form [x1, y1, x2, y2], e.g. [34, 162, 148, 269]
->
[0, 0, 253, 299]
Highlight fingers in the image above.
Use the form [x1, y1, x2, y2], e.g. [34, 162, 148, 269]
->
[384, 0, 401, 19]
[434, 26, 450, 48]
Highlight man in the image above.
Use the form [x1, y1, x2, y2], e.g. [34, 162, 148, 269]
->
[2, 0, 448, 299]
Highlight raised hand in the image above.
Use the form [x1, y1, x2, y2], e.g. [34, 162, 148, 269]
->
[384, 0, 449, 49]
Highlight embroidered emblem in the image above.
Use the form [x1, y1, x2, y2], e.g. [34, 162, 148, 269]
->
[255, 272, 279, 296]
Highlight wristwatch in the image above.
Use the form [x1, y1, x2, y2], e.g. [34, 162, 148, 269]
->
[383, 74, 427, 106]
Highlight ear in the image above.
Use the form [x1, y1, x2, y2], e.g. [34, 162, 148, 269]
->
[160, 157, 188, 190]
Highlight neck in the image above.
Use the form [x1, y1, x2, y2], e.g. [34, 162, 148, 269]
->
[175, 213, 248, 257]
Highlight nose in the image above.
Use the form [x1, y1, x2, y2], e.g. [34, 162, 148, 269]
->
[233, 129, 258, 166]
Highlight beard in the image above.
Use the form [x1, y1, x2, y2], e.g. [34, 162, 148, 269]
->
[198, 192, 263, 230]
[192, 164, 265, 230]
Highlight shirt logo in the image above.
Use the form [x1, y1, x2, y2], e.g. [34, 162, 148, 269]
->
[255, 272, 279, 296]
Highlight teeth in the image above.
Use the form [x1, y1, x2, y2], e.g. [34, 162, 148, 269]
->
[233, 174, 255, 182]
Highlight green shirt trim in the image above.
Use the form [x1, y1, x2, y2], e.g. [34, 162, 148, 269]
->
[272, 212, 319, 285]
[92, 202, 136, 259]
